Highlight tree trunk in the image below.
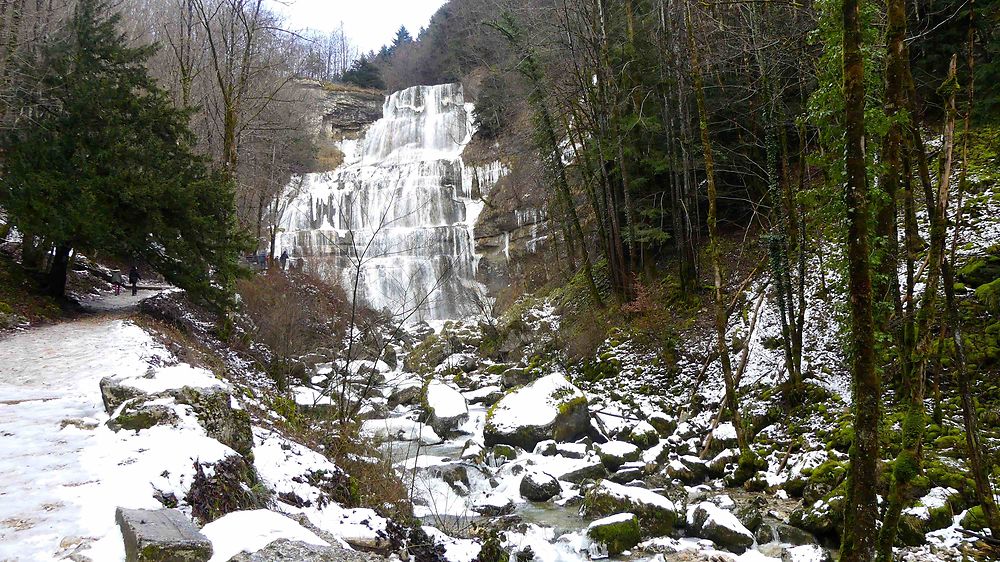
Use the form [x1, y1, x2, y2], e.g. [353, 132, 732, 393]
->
[686, 1, 749, 457]
[47, 244, 71, 298]
[839, 0, 880, 555]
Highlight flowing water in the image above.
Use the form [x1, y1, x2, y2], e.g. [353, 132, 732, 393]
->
[277, 84, 484, 321]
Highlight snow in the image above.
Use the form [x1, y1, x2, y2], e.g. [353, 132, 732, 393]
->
[597, 440, 639, 458]
[203, 509, 328, 562]
[109, 363, 227, 395]
[0, 318, 235, 561]
[688, 501, 754, 541]
[588, 512, 636, 528]
[783, 545, 828, 562]
[592, 480, 676, 512]
[361, 417, 443, 445]
[426, 379, 468, 419]
[487, 373, 584, 432]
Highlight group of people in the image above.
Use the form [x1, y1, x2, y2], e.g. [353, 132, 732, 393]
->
[110, 265, 141, 296]
[248, 249, 292, 271]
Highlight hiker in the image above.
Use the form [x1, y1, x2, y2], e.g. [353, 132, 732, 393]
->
[128, 265, 140, 296]
[111, 270, 123, 296]
[280, 250, 289, 271]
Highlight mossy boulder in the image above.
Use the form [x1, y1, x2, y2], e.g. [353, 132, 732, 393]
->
[581, 480, 677, 537]
[185, 456, 270, 524]
[625, 421, 660, 450]
[802, 460, 847, 505]
[586, 513, 641, 556]
[595, 441, 641, 471]
[403, 334, 449, 374]
[961, 505, 987, 532]
[484, 373, 590, 450]
[789, 493, 844, 540]
[174, 387, 253, 458]
[108, 400, 180, 431]
[958, 255, 1000, 288]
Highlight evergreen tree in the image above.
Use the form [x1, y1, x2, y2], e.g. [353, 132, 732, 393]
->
[0, 0, 246, 310]
[342, 56, 385, 90]
[391, 25, 413, 53]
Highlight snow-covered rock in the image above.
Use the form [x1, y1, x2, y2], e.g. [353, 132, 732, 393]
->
[687, 501, 755, 553]
[424, 380, 469, 436]
[581, 480, 678, 536]
[519, 471, 561, 502]
[484, 373, 589, 449]
[587, 513, 641, 556]
[360, 417, 442, 445]
[203, 510, 328, 562]
[596, 440, 641, 471]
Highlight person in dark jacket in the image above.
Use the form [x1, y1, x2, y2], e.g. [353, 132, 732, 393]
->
[128, 265, 140, 296]
[280, 250, 289, 271]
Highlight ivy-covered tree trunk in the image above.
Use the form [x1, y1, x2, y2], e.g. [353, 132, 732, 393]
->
[839, 0, 880, 555]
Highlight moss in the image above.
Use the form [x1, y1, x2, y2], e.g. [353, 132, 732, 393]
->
[927, 503, 954, 531]
[976, 278, 1000, 313]
[185, 456, 270, 524]
[581, 484, 676, 537]
[892, 450, 920, 484]
[961, 505, 987, 532]
[587, 515, 641, 556]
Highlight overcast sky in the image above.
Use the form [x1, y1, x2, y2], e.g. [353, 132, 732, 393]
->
[270, 0, 449, 54]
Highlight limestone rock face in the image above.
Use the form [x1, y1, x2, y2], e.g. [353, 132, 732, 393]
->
[116, 507, 212, 562]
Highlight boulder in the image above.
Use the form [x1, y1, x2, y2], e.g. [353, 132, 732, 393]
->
[231, 539, 383, 562]
[519, 471, 561, 502]
[388, 384, 422, 407]
[500, 366, 533, 389]
[626, 421, 660, 450]
[586, 513, 641, 556]
[484, 373, 590, 450]
[100, 376, 146, 413]
[116, 507, 212, 562]
[648, 412, 677, 437]
[581, 480, 678, 537]
[688, 501, 755, 553]
[108, 400, 180, 432]
[423, 380, 469, 437]
[557, 461, 609, 485]
[665, 455, 710, 484]
[596, 441, 641, 471]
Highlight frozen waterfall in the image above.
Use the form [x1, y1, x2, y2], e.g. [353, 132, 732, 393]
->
[277, 83, 485, 321]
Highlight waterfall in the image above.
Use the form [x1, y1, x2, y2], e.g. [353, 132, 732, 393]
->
[277, 84, 484, 321]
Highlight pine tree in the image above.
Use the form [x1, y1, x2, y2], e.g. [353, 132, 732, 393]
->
[0, 0, 246, 310]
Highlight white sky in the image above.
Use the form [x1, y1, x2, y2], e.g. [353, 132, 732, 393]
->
[270, 0, 449, 54]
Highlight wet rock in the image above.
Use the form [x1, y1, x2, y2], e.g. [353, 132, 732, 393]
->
[429, 464, 471, 495]
[488, 444, 520, 464]
[774, 522, 817, 545]
[484, 373, 590, 450]
[474, 496, 515, 516]
[466, 385, 504, 406]
[596, 441, 641, 471]
[735, 496, 767, 534]
[611, 467, 645, 485]
[587, 513, 641, 556]
[520, 471, 561, 502]
[688, 501, 755, 553]
[116, 507, 212, 562]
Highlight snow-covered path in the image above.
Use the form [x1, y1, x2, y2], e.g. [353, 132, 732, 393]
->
[0, 318, 166, 561]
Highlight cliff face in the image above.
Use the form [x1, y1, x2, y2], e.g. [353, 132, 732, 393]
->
[297, 79, 384, 141]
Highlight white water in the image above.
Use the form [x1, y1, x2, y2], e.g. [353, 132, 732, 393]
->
[277, 84, 484, 320]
